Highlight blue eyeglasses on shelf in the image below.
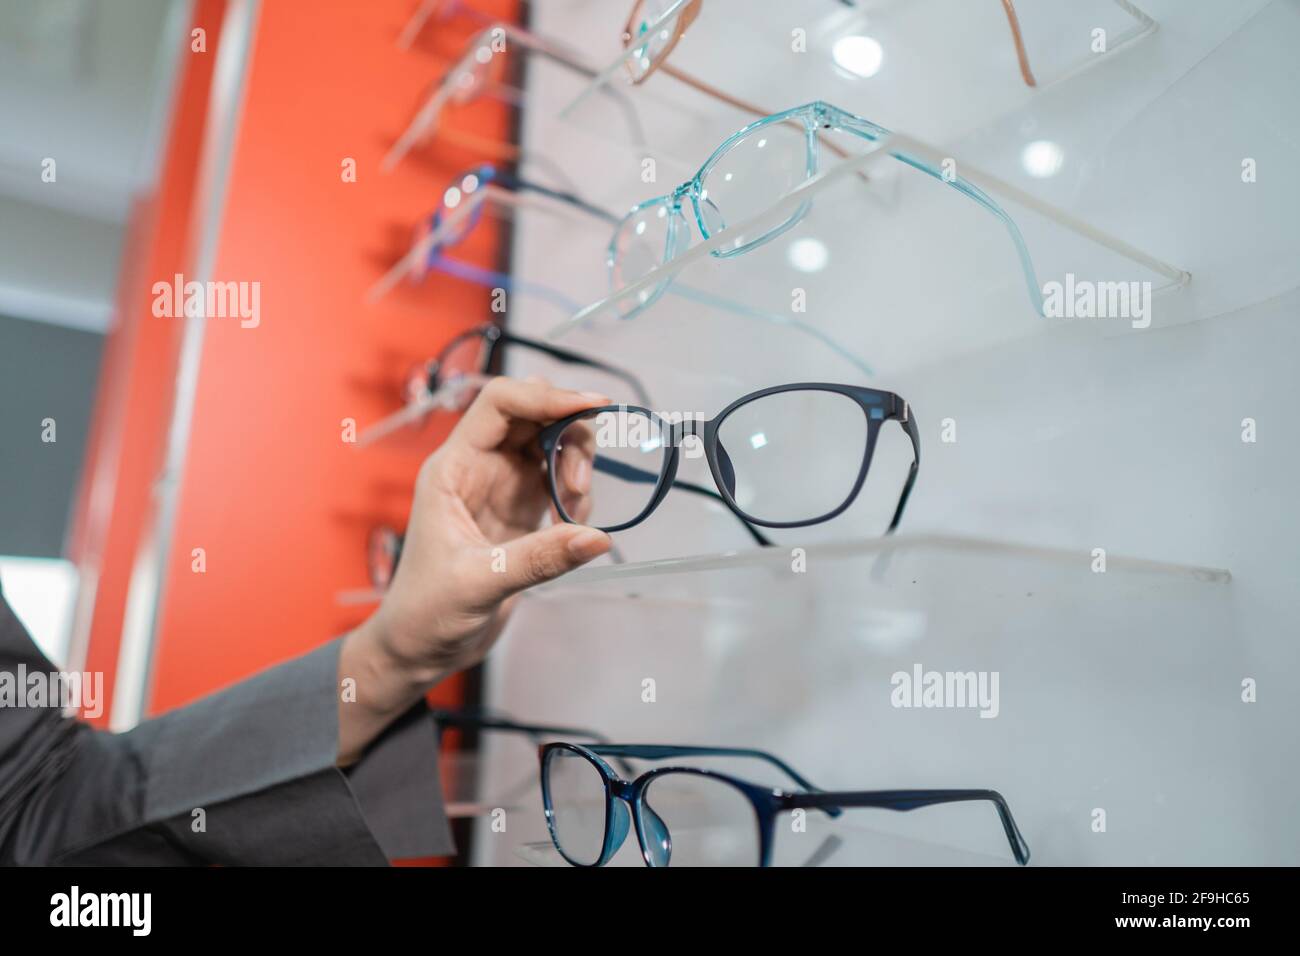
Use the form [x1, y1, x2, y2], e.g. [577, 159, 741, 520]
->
[548, 101, 1189, 339]
[369, 160, 880, 378]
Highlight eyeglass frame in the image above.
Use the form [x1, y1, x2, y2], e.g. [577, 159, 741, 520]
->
[435, 326, 776, 546]
[538, 382, 920, 534]
[431, 707, 608, 744]
[366, 524, 404, 591]
[539, 741, 1030, 868]
[363, 324, 774, 546]
[430, 708, 639, 778]
[388, 163, 879, 380]
[411, 164, 620, 301]
[385, 21, 646, 170]
[427, 709, 636, 823]
[424, 164, 619, 252]
[611, 0, 1034, 90]
[603, 100, 1041, 323]
[424, 323, 652, 408]
[553, 123, 1187, 340]
[567, 0, 865, 145]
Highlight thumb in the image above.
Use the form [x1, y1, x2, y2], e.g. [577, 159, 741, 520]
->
[474, 523, 611, 605]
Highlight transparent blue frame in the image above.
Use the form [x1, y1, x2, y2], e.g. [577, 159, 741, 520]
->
[540, 742, 1031, 868]
[410, 162, 878, 377]
[609, 100, 1043, 321]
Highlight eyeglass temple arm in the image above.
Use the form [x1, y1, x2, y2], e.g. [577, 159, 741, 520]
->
[657, 63, 861, 169]
[431, 710, 638, 776]
[830, 110, 1044, 312]
[583, 743, 835, 813]
[495, 170, 622, 226]
[1000, 0, 1038, 87]
[387, 22, 646, 168]
[784, 788, 1031, 865]
[492, 330, 653, 407]
[398, 0, 491, 49]
[887, 406, 921, 535]
[497, 24, 648, 148]
[438, 125, 521, 161]
[427, 256, 584, 314]
[428, 707, 609, 744]
[590, 457, 773, 547]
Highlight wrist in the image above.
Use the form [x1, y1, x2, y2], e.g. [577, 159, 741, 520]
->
[336, 613, 446, 767]
[347, 612, 445, 714]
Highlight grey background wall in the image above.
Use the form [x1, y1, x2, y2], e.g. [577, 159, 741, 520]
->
[0, 0, 179, 561]
[0, 313, 103, 557]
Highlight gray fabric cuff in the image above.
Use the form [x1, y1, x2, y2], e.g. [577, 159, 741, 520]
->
[119, 638, 454, 863]
[345, 702, 456, 859]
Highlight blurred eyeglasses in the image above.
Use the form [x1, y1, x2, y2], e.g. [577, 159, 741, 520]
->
[384, 21, 647, 171]
[570, 0, 868, 148]
[368, 163, 878, 379]
[403, 163, 620, 309]
[357, 323, 652, 448]
[427, 707, 623, 821]
[365, 524, 404, 591]
[359, 327, 774, 549]
[417, 164, 620, 265]
[609, 0, 1067, 92]
[541, 741, 1030, 867]
[397, 0, 497, 49]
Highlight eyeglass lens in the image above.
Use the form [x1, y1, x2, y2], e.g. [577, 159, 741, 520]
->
[545, 749, 609, 866]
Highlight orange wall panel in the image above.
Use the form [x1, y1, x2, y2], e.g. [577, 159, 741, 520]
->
[69, 0, 229, 727]
[146, 0, 519, 712]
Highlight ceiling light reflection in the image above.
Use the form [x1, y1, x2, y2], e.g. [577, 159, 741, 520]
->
[832, 35, 883, 78]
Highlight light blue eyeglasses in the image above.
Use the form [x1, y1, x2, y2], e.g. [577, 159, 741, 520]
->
[606, 100, 1043, 322]
[403, 160, 878, 376]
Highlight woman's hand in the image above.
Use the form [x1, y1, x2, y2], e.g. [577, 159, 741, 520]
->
[338, 377, 610, 763]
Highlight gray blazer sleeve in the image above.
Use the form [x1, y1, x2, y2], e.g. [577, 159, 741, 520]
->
[0, 582, 455, 865]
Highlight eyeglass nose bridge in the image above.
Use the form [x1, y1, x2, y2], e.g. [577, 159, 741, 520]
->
[667, 417, 705, 444]
[609, 778, 637, 802]
[605, 777, 673, 868]
[669, 183, 692, 208]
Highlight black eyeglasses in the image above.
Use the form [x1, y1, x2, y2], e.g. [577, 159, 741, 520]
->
[427, 709, 631, 824]
[366, 525, 403, 591]
[364, 326, 776, 547]
[423, 323, 653, 408]
[359, 323, 652, 446]
[540, 742, 1029, 868]
[538, 383, 919, 535]
[430, 707, 610, 748]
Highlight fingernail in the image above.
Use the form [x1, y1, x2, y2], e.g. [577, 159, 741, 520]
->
[578, 391, 610, 404]
[567, 527, 610, 560]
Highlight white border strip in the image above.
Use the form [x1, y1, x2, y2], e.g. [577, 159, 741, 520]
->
[111, 0, 262, 731]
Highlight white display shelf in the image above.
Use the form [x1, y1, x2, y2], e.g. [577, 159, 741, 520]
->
[483, 527, 1250, 865]
[483, 0, 1297, 868]
[530, 532, 1230, 609]
[511, 3, 1297, 382]
[451, 746, 1029, 867]
[438, 751, 540, 821]
[361, 184, 862, 379]
[950, 0, 1297, 331]
[536, 130, 1192, 383]
[512, 817, 1019, 868]
[551, 0, 1162, 149]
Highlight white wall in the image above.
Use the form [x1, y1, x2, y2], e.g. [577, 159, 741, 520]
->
[470, 0, 1299, 865]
